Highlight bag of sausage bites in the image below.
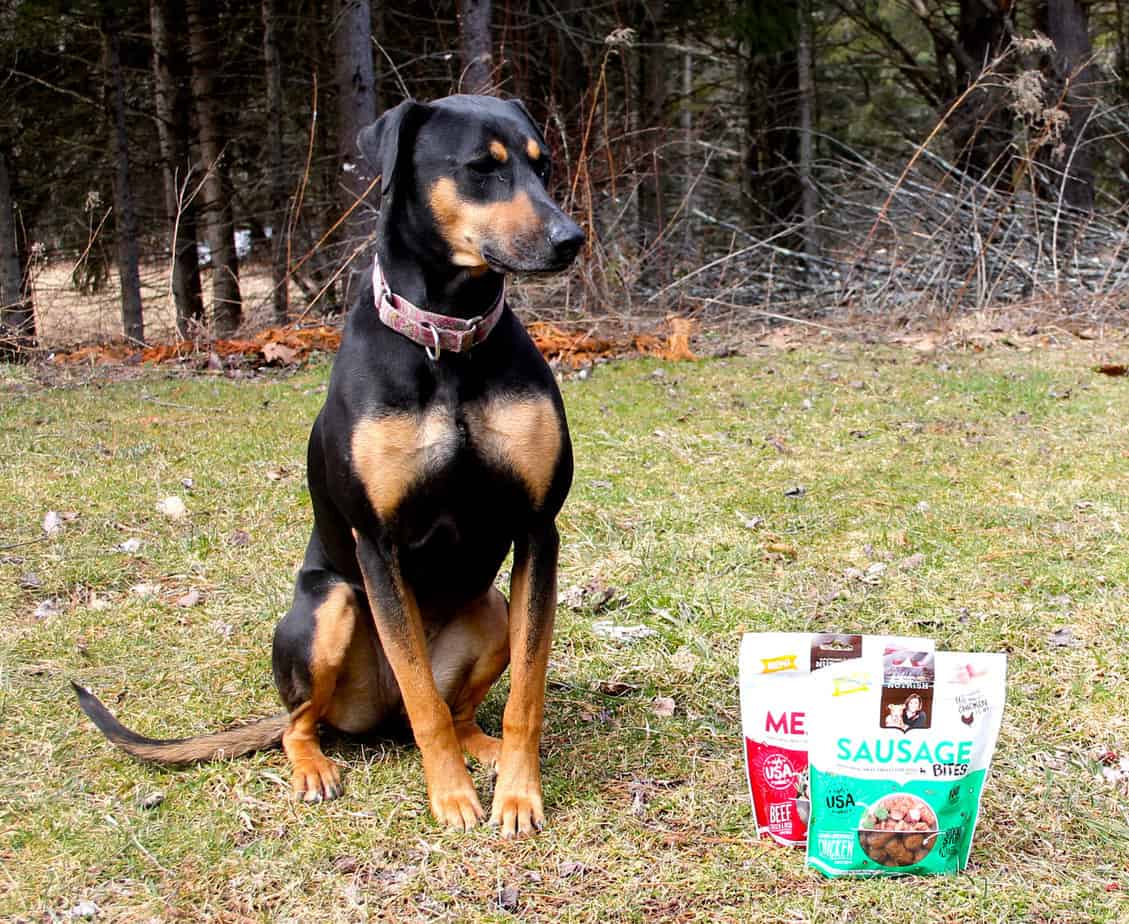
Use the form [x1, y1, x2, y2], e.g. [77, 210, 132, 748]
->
[805, 651, 1007, 876]
[739, 633, 933, 846]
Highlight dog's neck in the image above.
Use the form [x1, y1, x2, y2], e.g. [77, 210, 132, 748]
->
[376, 236, 504, 322]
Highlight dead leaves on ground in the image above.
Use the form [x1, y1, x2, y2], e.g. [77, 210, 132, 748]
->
[528, 315, 698, 368]
[51, 325, 342, 368]
[1094, 363, 1128, 377]
[50, 317, 698, 370]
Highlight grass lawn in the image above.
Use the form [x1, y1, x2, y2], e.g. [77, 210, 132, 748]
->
[1, 341, 1127, 922]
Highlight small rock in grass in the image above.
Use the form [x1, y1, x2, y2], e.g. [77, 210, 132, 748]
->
[596, 680, 639, 697]
[139, 791, 164, 810]
[898, 553, 925, 571]
[116, 537, 142, 554]
[497, 885, 519, 912]
[735, 510, 764, 530]
[34, 599, 61, 620]
[66, 900, 99, 919]
[176, 589, 202, 608]
[43, 510, 64, 536]
[1048, 627, 1082, 648]
[670, 646, 698, 673]
[156, 495, 187, 520]
[333, 855, 359, 874]
[130, 583, 160, 599]
[19, 572, 42, 589]
[651, 696, 676, 718]
[592, 621, 656, 643]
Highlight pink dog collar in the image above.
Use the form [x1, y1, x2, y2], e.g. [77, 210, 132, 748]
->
[372, 260, 505, 360]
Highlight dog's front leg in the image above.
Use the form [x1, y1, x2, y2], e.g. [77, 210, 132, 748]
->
[353, 531, 483, 830]
[492, 519, 559, 837]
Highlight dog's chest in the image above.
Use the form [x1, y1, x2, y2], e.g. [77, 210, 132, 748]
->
[350, 394, 561, 519]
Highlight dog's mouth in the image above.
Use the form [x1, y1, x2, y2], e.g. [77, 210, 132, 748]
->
[482, 247, 576, 276]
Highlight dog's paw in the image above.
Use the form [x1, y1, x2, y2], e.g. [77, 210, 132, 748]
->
[455, 723, 502, 769]
[429, 781, 485, 831]
[489, 780, 544, 838]
[291, 754, 343, 803]
[423, 751, 484, 830]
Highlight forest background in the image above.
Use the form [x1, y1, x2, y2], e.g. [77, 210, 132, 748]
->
[0, 0, 1125, 355]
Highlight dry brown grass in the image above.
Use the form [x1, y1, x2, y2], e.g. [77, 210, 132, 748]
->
[29, 260, 302, 348]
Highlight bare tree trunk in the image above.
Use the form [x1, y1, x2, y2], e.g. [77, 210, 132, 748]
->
[741, 0, 799, 227]
[151, 0, 205, 338]
[186, 0, 242, 335]
[681, 47, 693, 253]
[951, 0, 1013, 184]
[637, 0, 669, 279]
[1038, 0, 1097, 212]
[102, 11, 144, 343]
[458, 0, 493, 94]
[335, 0, 377, 304]
[264, 0, 289, 323]
[797, 0, 818, 258]
[0, 147, 35, 358]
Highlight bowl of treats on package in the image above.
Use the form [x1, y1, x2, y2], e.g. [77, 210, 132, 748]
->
[857, 793, 938, 868]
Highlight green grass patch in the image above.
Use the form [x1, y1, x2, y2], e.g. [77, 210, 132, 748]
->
[1, 346, 1127, 921]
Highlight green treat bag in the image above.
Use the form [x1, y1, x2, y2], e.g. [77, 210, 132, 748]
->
[806, 651, 1006, 877]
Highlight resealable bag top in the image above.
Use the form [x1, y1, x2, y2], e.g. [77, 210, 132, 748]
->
[739, 632, 934, 846]
[805, 651, 1007, 877]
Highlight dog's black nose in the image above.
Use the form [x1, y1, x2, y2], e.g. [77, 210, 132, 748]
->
[548, 218, 585, 263]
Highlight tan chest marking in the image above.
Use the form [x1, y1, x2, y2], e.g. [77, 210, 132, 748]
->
[351, 407, 458, 519]
[467, 396, 562, 508]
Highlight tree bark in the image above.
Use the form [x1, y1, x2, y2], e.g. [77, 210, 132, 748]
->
[458, 0, 493, 94]
[950, 0, 1013, 184]
[681, 46, 693, 253]
[1038, 0, 1097, 212]
[186, 0, 243, 335]
[741, 0, 799, 227]
[264, 0, 289, 323]
[102, 11, 144, 344]
[335, 0, 377, 301]
[796, 0, 818, 258]
[0, 147, 35, 358]
[637, 0, 669, 277]
[151, 0, 205, 338]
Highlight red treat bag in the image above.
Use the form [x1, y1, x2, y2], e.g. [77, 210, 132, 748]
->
[739, 632, 934, 846]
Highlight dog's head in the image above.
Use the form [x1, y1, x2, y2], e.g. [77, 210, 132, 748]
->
[358, 95, 584, 275]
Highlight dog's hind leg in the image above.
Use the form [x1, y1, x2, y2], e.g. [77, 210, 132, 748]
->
[273, 580, 361, 802]
[428, 586, 510, 769]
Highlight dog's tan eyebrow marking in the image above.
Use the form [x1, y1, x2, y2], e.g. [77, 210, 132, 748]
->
[526, 137, 541, 161]
[489, 140, 509, 163]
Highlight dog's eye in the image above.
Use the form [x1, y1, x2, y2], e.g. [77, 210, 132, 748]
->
[468, 157, 496, 175]
[534, 159, 551, 183]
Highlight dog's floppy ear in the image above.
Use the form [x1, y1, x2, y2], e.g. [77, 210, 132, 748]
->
[356, 99, 427, 197]
[505, 98, 547, 151]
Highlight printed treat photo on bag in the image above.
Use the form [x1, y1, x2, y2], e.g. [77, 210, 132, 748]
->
[738, 633, 934, 847]
[805, 651, 1007, 877]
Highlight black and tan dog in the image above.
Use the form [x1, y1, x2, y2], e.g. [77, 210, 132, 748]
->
[73, 94, 584, 837]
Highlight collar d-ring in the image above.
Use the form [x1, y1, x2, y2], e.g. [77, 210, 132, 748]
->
[422, 321, 441, 361]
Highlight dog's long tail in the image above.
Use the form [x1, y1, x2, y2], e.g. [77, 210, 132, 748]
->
[72, 682, 287, 765]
